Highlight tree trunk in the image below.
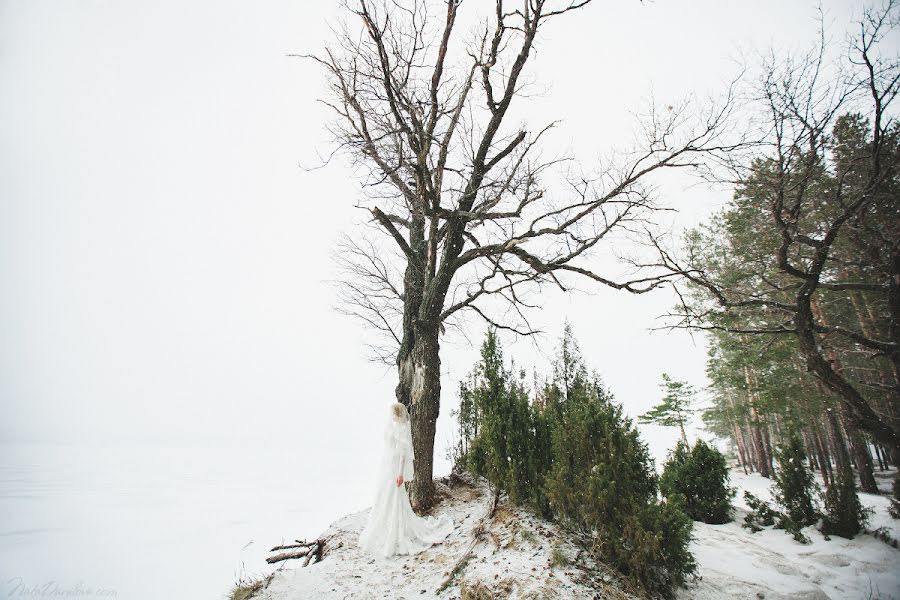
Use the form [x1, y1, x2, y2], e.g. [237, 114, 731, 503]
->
[743, 425, 757, 473]
[842, 414, 879, 493]
[726, 393, 750, 474]
[396, 322, 441, 511]
[762, 416, 775, 475]
[744, 367, 770, 478]
[802, 429, 820, 471]
[750, 407, 770, 478]
[813, 424, 834, 489]
[886, 249, 900, 395]
[735, 423, 750, 474]
[800, 294, 900, 487]
[874, 444, 887, 471]
[811, 286, 900, 499]
[826, 406, 853, 479]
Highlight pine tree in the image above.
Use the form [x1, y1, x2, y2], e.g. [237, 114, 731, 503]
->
[639, 374, 698, 443]
[660, 439, 735, 524]
[462, 330, 545, 512]
[821, 469, 871, 539]
[542, 331, 696, 598]
[772, 434, 819, 528]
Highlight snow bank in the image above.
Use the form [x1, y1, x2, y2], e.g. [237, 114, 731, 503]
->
[678, 469, 900, 600]
[248, 469, 899, 599]
[253, 474, 635, 600]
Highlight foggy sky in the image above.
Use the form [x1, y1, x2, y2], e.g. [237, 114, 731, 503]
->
[0, 0, 864, 470]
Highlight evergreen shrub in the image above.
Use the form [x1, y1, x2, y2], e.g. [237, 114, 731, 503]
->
[821, 470, 871, 539]
[660, 439, 735, 524]
[453, 327, 697, 599]
[771, 434, 819, 528]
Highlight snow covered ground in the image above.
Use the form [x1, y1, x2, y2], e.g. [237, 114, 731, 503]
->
[255, 473, 636, 600]
[679, 469, 900, 600]
[255, 468, 900, 600]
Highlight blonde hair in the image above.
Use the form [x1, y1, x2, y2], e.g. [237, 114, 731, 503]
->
[391, 402, 409, 423]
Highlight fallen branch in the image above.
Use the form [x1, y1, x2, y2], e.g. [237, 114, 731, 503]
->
[266, 538, 326, 566]
[436, 503, 493, 593]
[269, 539, 320, 552]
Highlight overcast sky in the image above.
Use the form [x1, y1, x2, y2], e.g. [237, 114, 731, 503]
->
[0, 0, 866, 470]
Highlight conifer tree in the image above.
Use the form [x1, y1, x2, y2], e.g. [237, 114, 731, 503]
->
[542, 330, 696, 598]
[453, 326, 697, 598]
[772, 434, 819, 528]
[821, 469, 871, 539]
[660, 439, 735, 524]
[462, 330, 544, 512]
[639, 373, 698, 443]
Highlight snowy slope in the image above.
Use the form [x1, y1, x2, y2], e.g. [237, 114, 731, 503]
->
[678, 469, 900, 600]
[247, 469, 900, 600]
[254, 473, 636, 600]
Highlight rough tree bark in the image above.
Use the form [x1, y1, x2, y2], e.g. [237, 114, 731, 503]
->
[397, 321, 442, 507]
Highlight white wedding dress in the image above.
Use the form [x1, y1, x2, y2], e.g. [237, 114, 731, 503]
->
[358, 405, 453, 557]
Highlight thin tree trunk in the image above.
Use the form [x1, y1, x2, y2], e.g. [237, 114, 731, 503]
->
[803, 429, 820, 471]
[762, 415, 775, 476]
[744, 366, 770, 478]
[726, 392, 750, 474]
[843, 414, 879, 493]
[744, 425, 757, 473]
[814, 424, 834, 489]
[735, 423, 750, 474]
[827, 406, 853, 478]
[874, 444, 887, 471]
[750, 407, 770, 478]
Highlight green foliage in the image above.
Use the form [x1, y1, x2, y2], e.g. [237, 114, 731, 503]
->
[542, 375, 658, 530]
[741, 491, 809, 544]
[687, 109, 900, 509]
[660, 439, 735, 524]
[638, 373, 697, 442]
[820, 470, 872, 539]
[622, 499, 697, 597]
[772, 435, 819, 528]
[461, 330, 546, 512]
[741, 492, 777, 532]
[454, 326, 697, 599]
[742, 438, 872, 544]
[543, 362, 696, 598]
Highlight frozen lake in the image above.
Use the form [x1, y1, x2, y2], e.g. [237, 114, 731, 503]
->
[0, 425, 680, 599]
[0, 441, 371, 599]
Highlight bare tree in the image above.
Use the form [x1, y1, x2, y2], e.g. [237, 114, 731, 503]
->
[306, 0, 738, 508]
[650, 3, 900, 481]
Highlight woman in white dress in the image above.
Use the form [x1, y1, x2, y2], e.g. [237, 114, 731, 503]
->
[358, 402, 453, 557]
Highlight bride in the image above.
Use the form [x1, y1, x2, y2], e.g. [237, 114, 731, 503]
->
[358, 402, 453, 557]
